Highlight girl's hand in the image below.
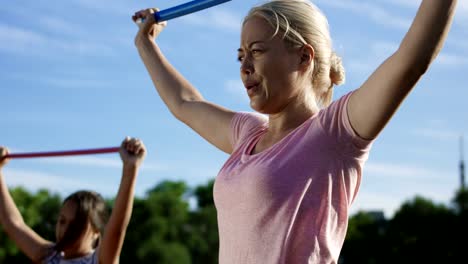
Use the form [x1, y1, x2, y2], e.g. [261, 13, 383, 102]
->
[132, 8, 167, 45]
[0, 147, 9, 169]
[119, 137, 146, 167]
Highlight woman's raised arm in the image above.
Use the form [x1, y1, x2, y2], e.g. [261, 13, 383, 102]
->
[134, 9, 235, 154]
[348, 0, 457, 140]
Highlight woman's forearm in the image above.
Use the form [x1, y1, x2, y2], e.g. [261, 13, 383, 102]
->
[398, 0, 457, 72]
[136, 37, 204, 119]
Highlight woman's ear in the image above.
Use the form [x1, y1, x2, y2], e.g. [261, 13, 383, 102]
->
[299, 44, 315, 68]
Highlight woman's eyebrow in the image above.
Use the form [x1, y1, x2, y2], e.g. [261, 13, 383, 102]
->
[238, 40, 266, 52]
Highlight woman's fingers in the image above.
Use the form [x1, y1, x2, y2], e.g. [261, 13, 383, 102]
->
[133, 7, 167, 42]
[132, 8, 158, 24]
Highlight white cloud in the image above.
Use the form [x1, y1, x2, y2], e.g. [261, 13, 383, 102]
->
[37, 16, 87, 36]
[383, 0, 421, 8]
[71, 0, 137, 16]
[316, 0, 412, 30]
[40, 77, 114, 90]
[365, 162, 443, 179]
[0, 23, 114, 57]
[347, 41, 398, 74]
[357, 161, 456, 218]
[3, 168, 113, 195]
[0, 24, 46, 52]
[456, 0, 468, 24]
[3, 159, 169, 199]
[39, 156, 168, 172]
[40, 156, 122, 168]
[436, 53, 468, 67]
[179, 9, 241, 32]
[351, 191, 401, 218]
[372, 41, 399, 55]
[411, 128, 461, 141]
[224, 79, 249, 104]
[384, 0, 468, 28]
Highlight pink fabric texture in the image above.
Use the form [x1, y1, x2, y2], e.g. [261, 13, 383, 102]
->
[214, 92, 373, 264]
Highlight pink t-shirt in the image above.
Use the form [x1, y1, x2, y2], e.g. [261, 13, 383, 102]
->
[214, 92, 373, 264]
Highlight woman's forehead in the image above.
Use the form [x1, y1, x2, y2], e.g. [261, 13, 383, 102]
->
[241, 16, 275, 44]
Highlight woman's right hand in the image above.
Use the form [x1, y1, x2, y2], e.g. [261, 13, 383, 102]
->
[0, 147, 9, 170]
[132, 8, 167, 46]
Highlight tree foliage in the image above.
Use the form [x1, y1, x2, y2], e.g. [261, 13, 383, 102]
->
[1, 182, 467, 263]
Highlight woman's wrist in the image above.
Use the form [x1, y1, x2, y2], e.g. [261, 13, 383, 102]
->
[135, 34, 155, 49]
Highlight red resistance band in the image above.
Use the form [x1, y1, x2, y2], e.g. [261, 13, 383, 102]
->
[4, 147, 120, 159]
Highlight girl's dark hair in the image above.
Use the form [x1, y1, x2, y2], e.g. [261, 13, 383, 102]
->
[54, 190, 110, 252]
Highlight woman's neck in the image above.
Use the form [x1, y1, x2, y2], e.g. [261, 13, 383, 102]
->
[267, 98, 319, 135]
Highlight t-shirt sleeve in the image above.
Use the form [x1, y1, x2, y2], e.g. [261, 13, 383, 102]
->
[318, 91, 373, 158]
[42, 247, 58, 264]
[230, 112, 267, 150]
[92, 249, 99, 264]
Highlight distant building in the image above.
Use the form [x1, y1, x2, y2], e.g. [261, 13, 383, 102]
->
[460, 136, 465, 190]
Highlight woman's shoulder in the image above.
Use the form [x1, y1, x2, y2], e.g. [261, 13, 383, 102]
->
[234, 111, 267, 124]
[232, 111, 267, 133]
[230, 111, 267, 148]
[232, 111, 267, 131]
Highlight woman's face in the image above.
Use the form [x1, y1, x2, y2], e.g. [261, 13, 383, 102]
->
[238, 16, 305, 114]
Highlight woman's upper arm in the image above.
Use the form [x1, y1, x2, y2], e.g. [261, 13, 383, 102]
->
[178, 100, 236, 154]
[347, 52, 421, 140]
[347, 0, 456, 140]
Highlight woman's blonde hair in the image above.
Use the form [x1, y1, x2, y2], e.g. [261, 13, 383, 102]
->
[243, 0, 345, 108]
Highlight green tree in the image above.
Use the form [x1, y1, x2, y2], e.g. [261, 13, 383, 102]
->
[121, 181, 192, 263]
[452, 187, 468, 214]
[385, 196, 456, 263]
[451, 188, 468, 258]
[340, 211, 387, 264]
[187, 179, 218, 264]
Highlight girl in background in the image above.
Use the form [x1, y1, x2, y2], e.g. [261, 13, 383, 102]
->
[0, 137, 146, 263]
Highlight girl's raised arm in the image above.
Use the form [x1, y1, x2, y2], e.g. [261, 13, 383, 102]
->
[0, 147, 52, 262]
[98, 137, 146, 264]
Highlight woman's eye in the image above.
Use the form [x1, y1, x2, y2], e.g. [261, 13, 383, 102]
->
[237, 56, 244, 62]
[251, 49, 261, 54]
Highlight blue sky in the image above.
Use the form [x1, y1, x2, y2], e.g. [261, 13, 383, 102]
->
[1, 0, 467, 218]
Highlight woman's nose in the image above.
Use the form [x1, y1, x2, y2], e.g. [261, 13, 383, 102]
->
[241, 57, 254, 75]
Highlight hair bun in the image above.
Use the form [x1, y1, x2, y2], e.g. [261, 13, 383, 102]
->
[330, 52, 345, 86]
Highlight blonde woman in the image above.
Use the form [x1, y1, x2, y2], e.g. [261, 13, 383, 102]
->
[133, 0, 457, 263]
